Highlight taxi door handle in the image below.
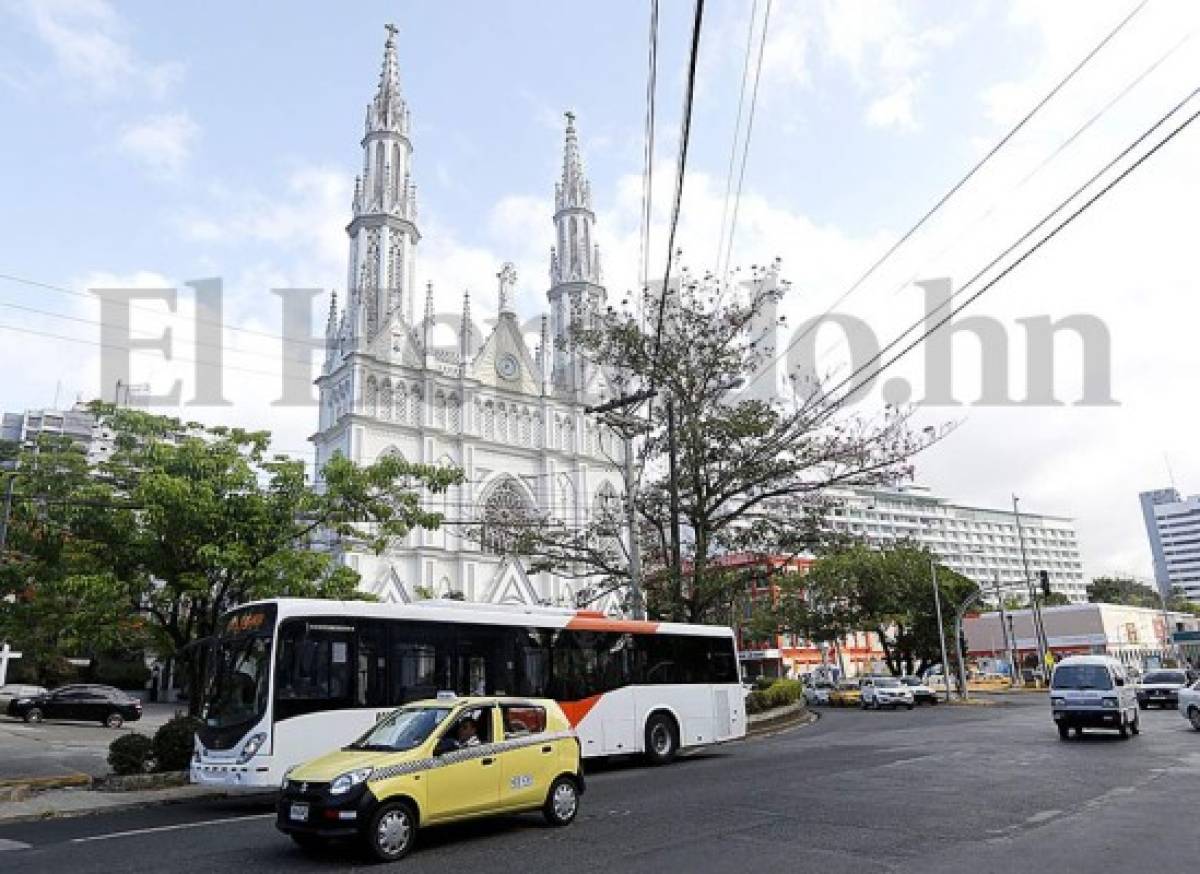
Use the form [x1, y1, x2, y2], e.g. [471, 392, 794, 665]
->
[481, 757, 495, 766]
[541, 746, 553, 754]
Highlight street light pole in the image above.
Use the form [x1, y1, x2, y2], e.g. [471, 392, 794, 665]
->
[930, 556, 952, 703]
[994, 570, 1019, 684]
[954, 588, 984, 701]
[1012, 494, 1049, 682]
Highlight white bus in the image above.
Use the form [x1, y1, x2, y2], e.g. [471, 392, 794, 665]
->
[190, 598, 745, 791]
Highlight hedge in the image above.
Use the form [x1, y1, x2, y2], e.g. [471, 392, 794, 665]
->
[745, 678, 803, 715]
[108, 733, 154, 775]
[152, 716, 203, 773]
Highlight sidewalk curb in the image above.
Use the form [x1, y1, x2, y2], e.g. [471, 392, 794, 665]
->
[746, 703, 817, 737]
[0, 785, 266, 826]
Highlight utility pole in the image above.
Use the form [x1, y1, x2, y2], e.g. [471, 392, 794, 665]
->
[622, 427, 645, 620]
[1013, 495, 1049, 682]
[930, 556, 952, 703]
[994, 570, 1019, 684]
[665, 396, 683, 621]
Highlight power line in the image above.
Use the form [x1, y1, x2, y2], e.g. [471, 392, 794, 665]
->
[823, 84, 1200, 410]
[637, 0, 660, 301]
[806, 22, 1197, 377]
[0, 298, 321, 370]
[649, 0, 706, 371]
[0, 321, 319, 385]
[715, 0, 759, 275]
[720, 0, 773, 280]
[0, 272, 324, 346]
[746, 0, 1149, 392]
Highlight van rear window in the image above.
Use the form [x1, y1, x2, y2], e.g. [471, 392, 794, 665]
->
[1051, 665, 1113, 691]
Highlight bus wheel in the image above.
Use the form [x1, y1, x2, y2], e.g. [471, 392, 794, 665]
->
[364, 801, 416, 862]
[644, 713, 678, 765]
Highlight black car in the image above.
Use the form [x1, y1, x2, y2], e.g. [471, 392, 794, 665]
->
[1136, 670, 1190, 709]
[7, 684, 143, 728]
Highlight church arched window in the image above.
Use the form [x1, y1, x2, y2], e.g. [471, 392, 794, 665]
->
[374, 141, 385, 203]
[448, 394, 461, 432]
[364, 376, 378, 417]
[380, 379, 393, 420]
[434, 391, 447, 429]
[483, 401, 495, 439]
[409, 386, 423, 425]
[520, 409, 531, 445]
[480, 477, 536, 555]
[395, 383, 408, 422]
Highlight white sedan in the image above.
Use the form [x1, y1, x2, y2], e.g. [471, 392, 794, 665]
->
[1178, 680, 1200, 731]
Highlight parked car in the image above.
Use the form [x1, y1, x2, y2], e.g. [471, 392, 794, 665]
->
[7, 684, 142, 728]
[828, 681, 862, 708]
[900, 675, 939, 705]
[859, 676, 915, 710]
[277, 695, 583, 861]
[804, 683, 832, 706]
[1050, 655, 1139, 740]
[1177, 679, 1200, 731]
[1136, 669, 1190, 709]
[0, 684, 48, 713]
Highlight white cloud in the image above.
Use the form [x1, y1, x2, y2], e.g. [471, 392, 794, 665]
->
[22, 0, 182, 98]
[117, 113, 199, 178]
[865, 79, 919, 130]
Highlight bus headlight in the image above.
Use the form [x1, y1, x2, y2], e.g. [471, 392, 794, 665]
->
[329, 767, 373, 796]
[237, 732, 267, 764]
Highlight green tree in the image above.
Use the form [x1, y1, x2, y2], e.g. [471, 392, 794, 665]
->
[759, 544, 976, 677]
[0, 405, 462, 710]
[1086, 576, 1163, 608]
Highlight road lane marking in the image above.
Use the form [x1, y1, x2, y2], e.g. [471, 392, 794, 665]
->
[0, 839, 32, 852]
[69, 813, 275, 843]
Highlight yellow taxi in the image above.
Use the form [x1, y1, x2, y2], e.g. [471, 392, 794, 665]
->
[276, 695, 584, 861]
[828, 681, 863, 707]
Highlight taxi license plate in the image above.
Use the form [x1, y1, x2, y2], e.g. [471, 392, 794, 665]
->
[289, 803, 309, 822]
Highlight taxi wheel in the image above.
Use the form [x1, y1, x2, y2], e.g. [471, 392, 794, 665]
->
[542, 777, 580, 827]
[23, 707, 43, 724]
[644, 714, 678, 765]
[104, 712, 124, 729]
[364, 801, 416, 863]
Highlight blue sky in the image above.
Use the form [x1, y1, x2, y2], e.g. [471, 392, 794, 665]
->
[2, 0, 1200, 579]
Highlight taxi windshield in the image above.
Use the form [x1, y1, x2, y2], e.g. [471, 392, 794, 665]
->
[347, 706, 452, 752]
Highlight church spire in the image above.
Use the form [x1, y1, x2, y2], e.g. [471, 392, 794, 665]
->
[555, 111, 591, 212]
[368, 23, 408, 136]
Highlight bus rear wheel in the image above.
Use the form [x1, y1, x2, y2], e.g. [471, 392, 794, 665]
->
[644, 713, 679, 766]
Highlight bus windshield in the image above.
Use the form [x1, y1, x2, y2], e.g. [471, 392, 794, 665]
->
[201, 606, 276, 736]
[347, 706, 453, 752]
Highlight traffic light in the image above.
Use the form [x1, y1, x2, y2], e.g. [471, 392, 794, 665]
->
[1038, 570, 1051, 598]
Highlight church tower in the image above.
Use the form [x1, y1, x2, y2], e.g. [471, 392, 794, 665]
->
[548, 112, 605, 390]
[345, 24, 420, 339]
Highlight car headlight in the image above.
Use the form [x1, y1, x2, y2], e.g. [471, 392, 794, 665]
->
[329, 767, 373, 796]
[1101, 698, 1118, 709]
[1051, 697, 1064, 708]
[236, 732, 267, 764]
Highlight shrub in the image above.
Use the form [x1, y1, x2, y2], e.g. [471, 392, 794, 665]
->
[152, 716, 202, 773]
[89, 655, 151, 691]
[763, 678, 802, 709]
[108, 733, 153, 776]
[745, 690, 768, 715]
[754, 676, 775, 691]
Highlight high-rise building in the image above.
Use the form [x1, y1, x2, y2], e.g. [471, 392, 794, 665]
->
[0, 403, 115, 466]
[824, 485, 1086, 602]
[312, 26, 623, 610]
[1139, 487, 1200, 601]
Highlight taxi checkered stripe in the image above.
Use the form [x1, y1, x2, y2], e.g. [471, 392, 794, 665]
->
[368, 731, 575, 783]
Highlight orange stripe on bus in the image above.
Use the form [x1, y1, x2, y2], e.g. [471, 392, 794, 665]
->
[558, 694, 603, 728]
[567, 615, 662, 634]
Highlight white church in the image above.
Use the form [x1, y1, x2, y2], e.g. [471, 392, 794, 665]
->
[312, 26, 625, 611]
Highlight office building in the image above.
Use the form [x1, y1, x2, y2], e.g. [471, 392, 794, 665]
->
[1140, 487, 1200, 601]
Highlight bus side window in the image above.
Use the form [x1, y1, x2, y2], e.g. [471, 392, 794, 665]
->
[274, 619, 354, 720]
[387, 620, 453, 705]
[356, 620, 388, 708]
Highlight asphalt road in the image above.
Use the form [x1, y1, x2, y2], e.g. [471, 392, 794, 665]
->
[0, 704, 179, 781]
[2, 698, 1198, 873]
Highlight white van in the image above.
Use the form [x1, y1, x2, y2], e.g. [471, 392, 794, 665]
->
[1050, 655, 1140, 740]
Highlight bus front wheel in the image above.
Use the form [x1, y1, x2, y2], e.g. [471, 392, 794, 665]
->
[644, 713, 679, 766]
